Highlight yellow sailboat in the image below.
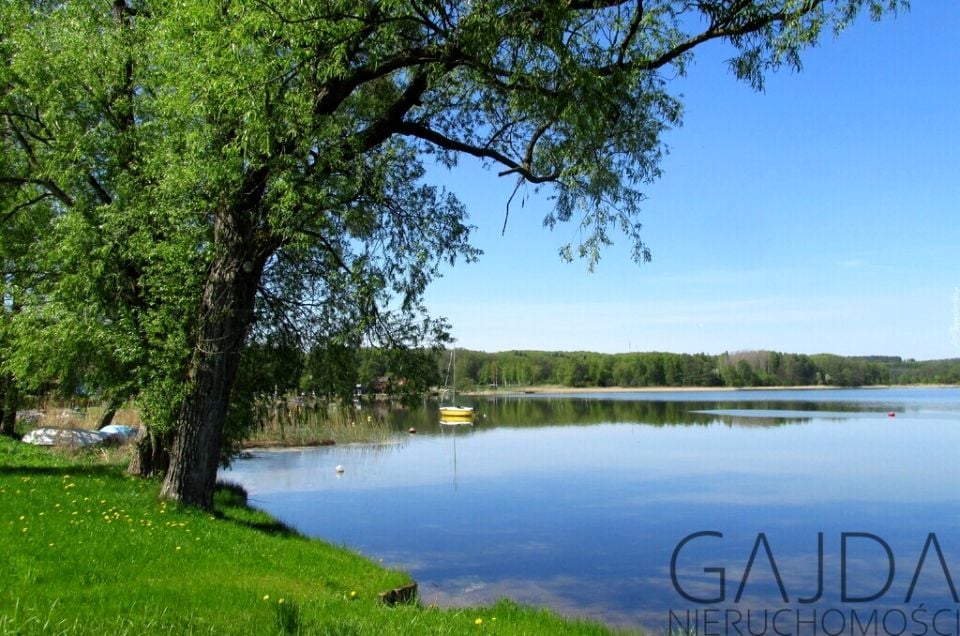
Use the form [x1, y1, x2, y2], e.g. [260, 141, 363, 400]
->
[439, 405, 475, 422]
[439, 348, 474, 424]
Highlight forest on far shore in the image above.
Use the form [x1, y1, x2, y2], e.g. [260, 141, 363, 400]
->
[442, 350, 960, 391]
[241, 346, 960, 400]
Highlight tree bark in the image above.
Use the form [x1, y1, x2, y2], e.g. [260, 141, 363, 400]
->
[96, 399, 120, 430]
[0, 372, 18, 438]
[0, 375, 7, 437]
[128, 426, 170, 477]
[159, 207, 270, 509]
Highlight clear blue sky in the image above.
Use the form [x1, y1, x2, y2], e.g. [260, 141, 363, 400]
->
[422, 2, 960, 361]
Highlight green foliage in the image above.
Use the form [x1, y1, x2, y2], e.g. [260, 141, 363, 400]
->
[2, 0, 475, 448]
[1, 0, 906, 501]
[446, 349, 953, 390]
[887, 357, 960, 384]
[808, 353, 889, 386]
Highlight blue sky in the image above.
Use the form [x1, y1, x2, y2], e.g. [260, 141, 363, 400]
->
[423, 2, 960, 360]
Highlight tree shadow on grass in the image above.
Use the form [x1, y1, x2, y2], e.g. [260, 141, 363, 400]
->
[212, 480, 301, 538]
[0, 464, 123, 478]
[1, 455, 301, 538]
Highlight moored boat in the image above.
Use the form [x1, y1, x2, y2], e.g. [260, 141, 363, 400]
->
[439, 348, 475, 423]
[439, 405, 475, 424]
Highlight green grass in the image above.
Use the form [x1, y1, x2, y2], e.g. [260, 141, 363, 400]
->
[0, 436, 633, 635]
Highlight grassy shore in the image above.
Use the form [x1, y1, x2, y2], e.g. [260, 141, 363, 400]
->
[0, 435, 630, 635]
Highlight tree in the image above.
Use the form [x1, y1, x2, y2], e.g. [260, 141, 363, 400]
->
[1, 0, 904, 507]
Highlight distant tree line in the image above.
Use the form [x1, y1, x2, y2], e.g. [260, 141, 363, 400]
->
[443, 350, 960, 390]
[16, 347, 956, 411]
[241, 347, 960, 397]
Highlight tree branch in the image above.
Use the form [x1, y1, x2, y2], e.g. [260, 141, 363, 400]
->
[294, 227, 352, 276]
[349, 71, 432, 156]
[629, 0, 826, 72]
[567, 0, 633, 10]
[312, 44, 443, 117]
[396, 120, 561, 184]
[5, 120, 75, 208]
[0, 192, 54, 225]
[617, 0, 644, 65]
[87, 175, 113, 206]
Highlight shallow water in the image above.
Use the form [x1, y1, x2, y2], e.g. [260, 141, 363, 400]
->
[222, 388, 960, 633]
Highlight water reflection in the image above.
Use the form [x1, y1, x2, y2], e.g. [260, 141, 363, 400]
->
[222, 388, 960, 633]
[395, 388, 938, 434]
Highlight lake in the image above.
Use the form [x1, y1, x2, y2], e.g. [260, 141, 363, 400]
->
[221, 388, 960, 634]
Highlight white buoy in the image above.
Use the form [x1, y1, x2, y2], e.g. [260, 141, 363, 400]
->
[335, 464, 345, 474]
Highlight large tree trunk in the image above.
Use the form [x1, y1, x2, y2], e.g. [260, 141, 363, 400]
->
[128, 426, 171, 477]
[159, 207, 270, 509]
[0, 371, 18, 439]
[0, 375, 7, 437]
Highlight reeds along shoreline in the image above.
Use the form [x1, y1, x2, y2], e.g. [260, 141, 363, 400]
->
[245, 396, 393, 447]
[15, 396, 394, 449]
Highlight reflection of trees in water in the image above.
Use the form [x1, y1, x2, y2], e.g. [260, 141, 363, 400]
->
[383, 398, 716, 431]
[507, 397, 889, 426]
[485, 398, 713, 427]
[382, 402, 444, 432]
[380, 396, 894, 435]
[705, 415, 812, 427]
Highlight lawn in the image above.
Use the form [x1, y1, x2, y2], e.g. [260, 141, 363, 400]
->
[0, 435, 629, 635]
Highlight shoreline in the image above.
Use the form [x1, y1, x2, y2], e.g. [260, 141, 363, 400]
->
[462, 384, 956, 396]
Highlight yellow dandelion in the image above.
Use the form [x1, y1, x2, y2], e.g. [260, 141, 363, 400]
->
[349, 591, 357, 599]
[262, 595, 270, 601]
[475, 617, 483, 625]
[278, 598, 285, 605]
[175, 546, 182, 551]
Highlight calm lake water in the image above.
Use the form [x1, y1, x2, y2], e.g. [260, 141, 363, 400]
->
[221, 388, 960, 634]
